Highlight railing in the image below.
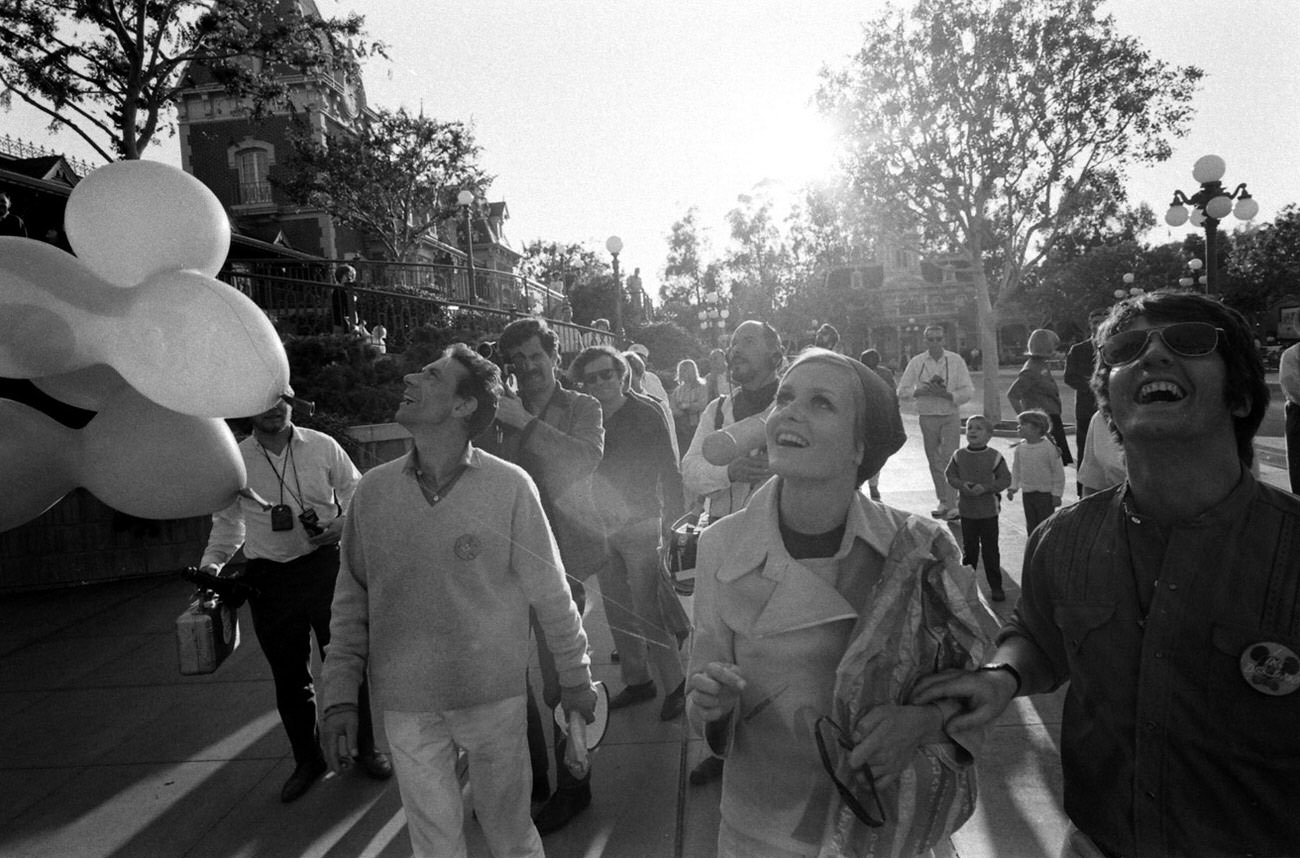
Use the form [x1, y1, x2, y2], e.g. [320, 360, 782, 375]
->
[0, 134, 99, 177]
[219, 258, 607, 356]
[237, 180, 273, 205]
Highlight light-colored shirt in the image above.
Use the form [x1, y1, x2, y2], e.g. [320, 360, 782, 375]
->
[200, 426, 360, 569]
[896, 350, 973, 416]
[1010, 438, 1065, 497]
[1077, 411, 1126, 493]
[1280, 342, 1300, 405]
[321, 446, 592, 713]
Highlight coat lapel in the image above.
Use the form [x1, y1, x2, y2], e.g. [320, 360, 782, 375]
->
[750, 555, 858, 636]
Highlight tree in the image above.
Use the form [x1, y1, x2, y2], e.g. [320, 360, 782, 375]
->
[520, 239, 608, 294]
[0, 0, 375, 161]
[659, 208, 712, 330]
[277, 108, 492, 262]
[1224, 205, 1300, 316]
[817, 0, 1201, 418]
[722, 189, 794, 321]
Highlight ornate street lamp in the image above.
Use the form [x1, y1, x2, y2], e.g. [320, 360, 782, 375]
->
[457, 189, 476, 299]
[606, 235, 624, 340]
[1177, 258, 1208, 290]
[696, 288, 728, 342]
[1164, 155, 1258, 293]
[1113, 272, 1144, 300]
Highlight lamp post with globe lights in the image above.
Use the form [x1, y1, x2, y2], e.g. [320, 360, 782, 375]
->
[457, 189, 477, 300]
[696, 288, 729, 344]
[605, 235, 624, 341]
[1164, 155, 1258, 294]
[1113, 272, 1144, 301]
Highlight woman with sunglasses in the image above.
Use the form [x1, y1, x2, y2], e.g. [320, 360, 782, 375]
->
[687, 348, 999, 857]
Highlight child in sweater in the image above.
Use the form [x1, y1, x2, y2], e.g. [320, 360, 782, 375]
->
[1007, 409, 1065, 536]
[945, 415, 1012, 601]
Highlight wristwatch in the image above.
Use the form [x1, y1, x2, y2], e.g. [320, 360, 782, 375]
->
[977, 662, 1022, 696]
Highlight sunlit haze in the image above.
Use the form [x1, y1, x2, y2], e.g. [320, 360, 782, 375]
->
[4, 0, 1296, 301]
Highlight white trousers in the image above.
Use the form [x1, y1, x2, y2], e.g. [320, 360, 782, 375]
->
[384, 696, 543, 858]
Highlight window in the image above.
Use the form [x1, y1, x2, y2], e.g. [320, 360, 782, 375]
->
[236, 148, 271, 204]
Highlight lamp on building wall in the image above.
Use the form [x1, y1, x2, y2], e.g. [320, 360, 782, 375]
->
[457, 189, 476, 297]
[606, 235, 624, 340]
[1164, 155, 1258, 293]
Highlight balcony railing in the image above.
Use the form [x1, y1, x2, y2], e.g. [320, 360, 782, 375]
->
[237, 180, 273, 205]
[220, 258, 606, 356]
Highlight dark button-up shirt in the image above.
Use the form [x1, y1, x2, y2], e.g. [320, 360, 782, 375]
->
[1002, 472, 1300, 858]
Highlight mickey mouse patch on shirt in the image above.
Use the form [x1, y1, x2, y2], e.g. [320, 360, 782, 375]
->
[1240, 642, 1300, 696]
[454, 534, 481, 561]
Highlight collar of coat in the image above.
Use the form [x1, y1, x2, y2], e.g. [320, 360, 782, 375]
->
[713, 477, 935, 636]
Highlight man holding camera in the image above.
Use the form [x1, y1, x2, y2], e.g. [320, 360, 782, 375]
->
[198, 388, 390, 804]
[897, 324, 974, 520]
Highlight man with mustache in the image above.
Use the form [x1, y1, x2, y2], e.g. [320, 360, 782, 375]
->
[680, 319, 783, 785]
[483, 317, 606, 834]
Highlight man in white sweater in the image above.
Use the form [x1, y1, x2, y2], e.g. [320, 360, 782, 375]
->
[896, 324, 974, 519]
[321, 344, 597, 858]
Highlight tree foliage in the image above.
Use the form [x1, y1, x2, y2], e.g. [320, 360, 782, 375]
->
[0, 0, 376, 161]
[723, 188, 794, 321]
[1224, 205, 1300, 315]
[817, 0, 1201, 417]
[277, 108, 491, 262]
[520, 239, 608, 292]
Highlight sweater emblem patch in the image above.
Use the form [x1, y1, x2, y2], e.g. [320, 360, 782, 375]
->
[454, 534, 482, 561]
[1240, 642, 1300, 696]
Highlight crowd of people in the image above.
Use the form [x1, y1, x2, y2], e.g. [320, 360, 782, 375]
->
[197, 295, 1299, 857]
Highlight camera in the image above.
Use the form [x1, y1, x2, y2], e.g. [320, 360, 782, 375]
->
[298, 508, 323, 536]
[929, 375, 947, 387]
[270, 503, 294, 532]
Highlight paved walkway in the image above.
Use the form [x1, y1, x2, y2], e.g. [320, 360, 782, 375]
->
[2, 414, 1291, 858]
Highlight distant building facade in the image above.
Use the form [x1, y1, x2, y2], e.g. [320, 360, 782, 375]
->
[820, 232, 1032, 368]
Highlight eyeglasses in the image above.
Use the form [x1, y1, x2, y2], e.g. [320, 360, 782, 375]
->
[582, 368, 619, 385]
[925, 337, 944, 343]
[1099, 322, 1223, 366]
[813, 716, 885, 828]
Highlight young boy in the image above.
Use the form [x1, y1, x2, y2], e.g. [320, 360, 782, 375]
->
[1007, 409, 1065, 536]
[945, 415, 1012, 600]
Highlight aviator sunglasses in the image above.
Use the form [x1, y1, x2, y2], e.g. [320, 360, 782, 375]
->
[1099, 322, 1224, 366]
[813, 716, 886, 828]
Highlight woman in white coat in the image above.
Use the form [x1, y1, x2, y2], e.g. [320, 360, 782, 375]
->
[686, 348, 998, 857]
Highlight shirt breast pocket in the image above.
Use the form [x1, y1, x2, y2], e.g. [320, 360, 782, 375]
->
[1211, 623, 1300, 747]
[1052, 601, 1115, 656]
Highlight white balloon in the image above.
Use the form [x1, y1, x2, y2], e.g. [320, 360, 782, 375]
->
[64, 161, 230, 288]
[83, 387, 246, 519]
[1, 240, 288, 418]
[119, 269, 289, 418]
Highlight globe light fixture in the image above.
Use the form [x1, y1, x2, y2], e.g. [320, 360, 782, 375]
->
[457, 190, 477, 295]
[1163, 155, 1256, 293]
[606, 235, 624, 340]
[1115, 272, 1143, 300]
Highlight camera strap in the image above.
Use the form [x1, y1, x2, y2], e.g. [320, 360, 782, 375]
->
[258, 437, 308, 513]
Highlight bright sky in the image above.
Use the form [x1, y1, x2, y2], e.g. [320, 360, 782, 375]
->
[5, 1, 1297, 300]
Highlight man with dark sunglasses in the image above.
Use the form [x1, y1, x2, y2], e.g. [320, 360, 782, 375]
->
[915, 291, 1300, 858]
[571, 345, 687, 720]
